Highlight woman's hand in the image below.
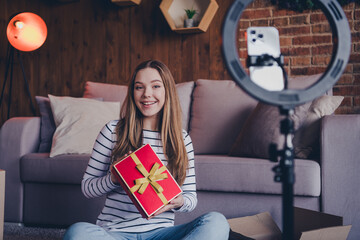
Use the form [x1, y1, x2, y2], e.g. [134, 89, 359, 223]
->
[147, 194, 184, 220]
[110, 151, 132, 184]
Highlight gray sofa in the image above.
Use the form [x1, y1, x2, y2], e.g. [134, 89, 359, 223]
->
[0, 76, 359, 239]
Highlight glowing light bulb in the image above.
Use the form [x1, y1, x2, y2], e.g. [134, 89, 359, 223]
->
[14, 20, 24, 29]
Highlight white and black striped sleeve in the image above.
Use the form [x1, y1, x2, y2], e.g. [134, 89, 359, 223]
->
[81, 120, 119, 199]
[175, 130, 197, 213]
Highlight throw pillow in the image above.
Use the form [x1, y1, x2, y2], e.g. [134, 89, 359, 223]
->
[83, 81, 128, 103]
[228, 101, 311, 159]
[48, 95, 120, 157]
[189, 79, 258, 155]
[293, 95, 344, 159]
[175, 81, 195, 131]
[35, 96, 103, 153]
[35, 96, 56, 152]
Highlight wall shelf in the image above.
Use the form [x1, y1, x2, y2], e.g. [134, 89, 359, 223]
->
[111, 0, 141, 6]
[160, 0, 218, 34]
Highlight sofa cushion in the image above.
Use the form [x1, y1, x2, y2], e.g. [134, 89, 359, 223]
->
[174, 82, 195, 131]
[35, 96, 104, 153]
[83, 81, 128, 103]
[195, 155, 321, 197]
[293, 95, 343, 159]
[20, 153, 321, 197]
[20, 153, 90, 184]
[227, 74, 340, 160]
[35, 96, 56, 153]
[189, 79, 258, 154]
[48, 95, 120, 157]
[82, 81, 194, 131]
[228, 101, 311, 159]
[229, 95, 343, 160]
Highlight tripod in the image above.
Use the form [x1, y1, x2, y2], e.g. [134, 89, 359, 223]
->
[246, 52, 295, 239]
[0, 43, 36, 120]
[269, 107, 295, 240]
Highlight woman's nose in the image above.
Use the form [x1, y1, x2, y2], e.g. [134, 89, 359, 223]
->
[143, 87, 152, 98]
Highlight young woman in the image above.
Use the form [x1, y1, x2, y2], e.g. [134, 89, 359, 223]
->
[63, 60, 230, 240]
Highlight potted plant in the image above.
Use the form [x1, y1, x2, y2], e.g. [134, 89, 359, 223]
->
[184, 8, 197, 28]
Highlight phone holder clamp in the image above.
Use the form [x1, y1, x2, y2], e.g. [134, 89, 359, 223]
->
[246, 54, 284, 68]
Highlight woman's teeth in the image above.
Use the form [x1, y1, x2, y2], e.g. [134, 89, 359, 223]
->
[142, 102, 156, 105]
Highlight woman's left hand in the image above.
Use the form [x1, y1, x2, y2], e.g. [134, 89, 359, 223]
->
[147, 194, 184, 220]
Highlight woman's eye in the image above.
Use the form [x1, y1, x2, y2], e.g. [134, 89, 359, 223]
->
[135, 86, 143, 90]
[153, 85, 161, 89]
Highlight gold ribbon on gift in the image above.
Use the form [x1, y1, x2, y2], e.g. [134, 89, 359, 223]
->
[129, 152, 169, 205]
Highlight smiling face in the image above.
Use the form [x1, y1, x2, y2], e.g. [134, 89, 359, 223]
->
[133, 67, 166, 130]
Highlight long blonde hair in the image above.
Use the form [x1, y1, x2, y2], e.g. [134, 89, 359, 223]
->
[112, 60, 188, 186]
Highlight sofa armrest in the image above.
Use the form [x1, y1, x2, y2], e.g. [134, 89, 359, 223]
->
[0, 117, 41, 222]
[321, 114, 360, 239]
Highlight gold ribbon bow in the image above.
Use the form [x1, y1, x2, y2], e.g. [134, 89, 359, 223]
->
[129, 152, 169, 205]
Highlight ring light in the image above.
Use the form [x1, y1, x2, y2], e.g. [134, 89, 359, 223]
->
[222, 0, 351, 108]
[222, 1, 351, 239]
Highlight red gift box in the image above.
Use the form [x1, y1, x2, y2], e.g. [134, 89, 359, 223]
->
[112, 144, 182, 218]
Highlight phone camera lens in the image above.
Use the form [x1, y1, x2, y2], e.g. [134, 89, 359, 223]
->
[252, 38, 256, 42]
[251, 30, 256, 34]
[258, 34, 264, 38]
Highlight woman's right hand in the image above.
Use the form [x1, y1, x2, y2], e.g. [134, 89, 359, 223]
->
[110, 151, 132, 184]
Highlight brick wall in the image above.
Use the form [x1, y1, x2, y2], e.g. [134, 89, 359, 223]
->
[238, 0, 359, 114]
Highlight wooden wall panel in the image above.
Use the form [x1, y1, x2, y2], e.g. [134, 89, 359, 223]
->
[1, 0, 358, 126]
[0, 0, 233, 126]
[209, 0, 233, 81]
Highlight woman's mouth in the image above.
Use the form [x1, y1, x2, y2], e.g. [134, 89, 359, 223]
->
[141, 101, 157, 106]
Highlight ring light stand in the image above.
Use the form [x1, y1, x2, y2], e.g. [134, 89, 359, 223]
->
[222, 0, 351, 239]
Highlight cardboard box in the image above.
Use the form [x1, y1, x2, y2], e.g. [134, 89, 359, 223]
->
[112, 144, 182, 218]
[228, 207, 351, 240]
[0, 170, 5, 240]
[228, 212, 281, 240]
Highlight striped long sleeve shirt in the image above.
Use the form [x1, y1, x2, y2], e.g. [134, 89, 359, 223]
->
[81, 120, 197, 233]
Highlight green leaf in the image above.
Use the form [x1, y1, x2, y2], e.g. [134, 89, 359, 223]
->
[184, 8, 197, 19]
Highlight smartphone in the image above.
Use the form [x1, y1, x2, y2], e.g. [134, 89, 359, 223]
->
[247, 27, 284, 91]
